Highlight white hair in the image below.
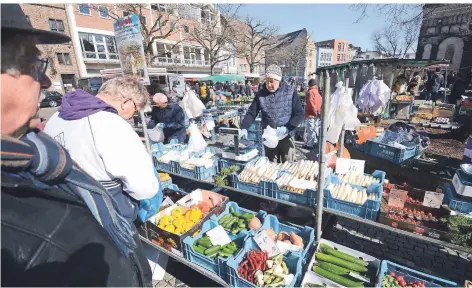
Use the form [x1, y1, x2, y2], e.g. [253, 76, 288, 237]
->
[153, 93, 167, 104]
[98, 76, 149, 107]
[1, 35, 40, 76]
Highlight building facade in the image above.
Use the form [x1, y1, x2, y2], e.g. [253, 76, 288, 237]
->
[315, 39, 349, 64]
[416, 4, 472, 78]
[20, 4, 80, 93]
[315, 47, 334, 70]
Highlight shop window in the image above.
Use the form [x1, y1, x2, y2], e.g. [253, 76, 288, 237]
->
[78, 32, 118, 60]
[98, 6, 109, 18]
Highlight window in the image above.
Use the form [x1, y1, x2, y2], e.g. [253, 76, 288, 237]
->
[98, 6, 109, 18]
[309, 50, 312, 57]
[78, 4, 91, 15]
[427, 27, 436, 35]
[184, 25, 189, 33]
[151, 4, 166, 12]
[337, 54, 340, 61]
[170, 21, 176, 31]
[49, 19, 65, 32]
[78, 32, 118, 60]
[337, 43, 341, 51]
[56, 53, 71, 65]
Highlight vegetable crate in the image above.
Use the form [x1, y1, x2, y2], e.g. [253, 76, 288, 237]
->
[182, 219, 249, 282]
[152, 152, 176, 173]
[259, 214, 315, 266]
[210, 201, 267, 236]
[324, 174, 382, 221]
[262, 181, 317, 207]
[231, 173, 265, 195]
[151, 141, 185, 173]
[366, 138, 420, 164]
[247, 119, 262, 142]
[351, 141, 368, 152]
[443, 183, 472, 214]
[161, 179, 172, 190]
[226, 237, 303, 288]
[336, 170, 386, 190]
[218, 157, 258, 173]
[302, 238, 381, 288]
[377, 260, 457, 287]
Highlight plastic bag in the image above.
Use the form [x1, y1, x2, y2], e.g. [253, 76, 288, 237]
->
[188, 123, 207, 153]
[182, 90, 205, 119]
[356, 79, 391, 114]
[148, 125, 165, 143]
[136, 167, 163, 223]
[262, 126, 279, 148]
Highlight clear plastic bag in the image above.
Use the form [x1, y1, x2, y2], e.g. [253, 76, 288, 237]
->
[182, 90, 205, 119]
[262, 126, 279, 148]
[188, 123, 207, 153]
[148, 125, 165, 143]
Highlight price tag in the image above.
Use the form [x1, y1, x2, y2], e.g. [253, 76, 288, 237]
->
[349, 272, 370, 283]
[177, 189, 203, 207]
[335, 158, 365, 175]
[387, 189, 408, 208]
[422, 191, 444, 208]
[254, 230, 281, 258]
[206, 225, 232, 246]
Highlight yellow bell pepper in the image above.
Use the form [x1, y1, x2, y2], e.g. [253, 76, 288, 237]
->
[189, 208, 202, 223]
[173, 217, 185, 229]
[158, 215, 173, 227]
[171, 207, 184, 218]
[183, 221, 195, 232]
[164, 225, 175, 233]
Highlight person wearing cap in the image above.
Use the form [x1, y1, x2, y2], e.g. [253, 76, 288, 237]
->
[239, 64, 304, 163]
[304, 78, 323, 149]
[1, 4, 152, 286]
[168, 84, 181, 103]
[150, 93, 187, 144]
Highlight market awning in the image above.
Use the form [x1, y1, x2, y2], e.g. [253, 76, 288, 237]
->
[181, 74, 209, 79]
[199, 74, 245, 82]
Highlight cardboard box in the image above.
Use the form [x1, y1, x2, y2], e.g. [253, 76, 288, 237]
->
[146, 189, 228, 256]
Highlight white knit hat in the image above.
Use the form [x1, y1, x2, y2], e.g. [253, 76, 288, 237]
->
[265, 64, 282, 81]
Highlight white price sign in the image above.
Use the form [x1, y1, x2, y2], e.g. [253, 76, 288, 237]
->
[335, 158, 365, 175]
[206, 225, 232, 246]
[422, 191, 444, 208]
[254, 230, 281, 258]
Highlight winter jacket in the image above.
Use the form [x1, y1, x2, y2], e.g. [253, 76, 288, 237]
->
[426, 72, 444, 93]
[450, 77, 466, 102]
[241, 82, 304, 135]
[245, 84, 252, 96]
[150, 104, 186, 143]
[1, 132, 150, 287]
[305, 85, 322, 118]
[195, 83, 200, 96]
[239, 84, 246, 96]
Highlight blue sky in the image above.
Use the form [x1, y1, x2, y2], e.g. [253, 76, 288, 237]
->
[238, 4, 389, 51]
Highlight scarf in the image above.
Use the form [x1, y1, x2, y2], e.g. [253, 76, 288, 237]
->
[1, 131, 137, 256]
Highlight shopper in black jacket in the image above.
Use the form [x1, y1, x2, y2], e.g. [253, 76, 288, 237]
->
[448, 73, 466, 104]
[1, 5, 150, 287]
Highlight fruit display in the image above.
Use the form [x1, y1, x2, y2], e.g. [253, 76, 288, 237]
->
[159, 172, 171, 182]
[381, 273, 425, 288]
[327, 183, 378, 204]
[311, 243, 375, 288]
[156, 206, 203, 235]
[395, 95, 414, 102]
[192, 236, 241, 259]
[237, 252, 295, 287]
[339, 172, 381, 187]
[217, 206, 261, 234]
[384, 206, 442, 227]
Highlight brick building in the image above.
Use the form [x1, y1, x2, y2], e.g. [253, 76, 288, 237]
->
[20, 4, 80, 93]
[315, 39, 349, 64]
[416, 4, 472, 79]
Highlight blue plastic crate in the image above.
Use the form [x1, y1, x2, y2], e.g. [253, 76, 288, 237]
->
[151, 140, 185, 173]
[256, 142, 265, 157]
[160, 179, 172, 190]
[218, 157, 258, 173]
[152, 153, 176, 173]
[231, 173, 264, 195]
[351, 140, 370, 152]
[443, 183, 472, 213]
[262, 181, 317, 207]
[258, 214, 315, 266]
[367, 138, 419, 164]
[226, 237, 302, 288]
[210, 201, 267, 236]
[376, 260, 457, 287]
[182, 219, 248, 282]
[174, 159, 218, 181]
[324, 174, 382, 221]
[336, 170, 386, 189]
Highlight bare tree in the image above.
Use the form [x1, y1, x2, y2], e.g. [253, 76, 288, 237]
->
[88, 4, 182, 65]
[234, 16, 279, 74]
[351, 4, 426, 26]
[372, 20, 419, 58]
[182, 4, 241, 74]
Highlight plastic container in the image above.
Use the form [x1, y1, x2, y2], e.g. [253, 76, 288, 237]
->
[351, 141, 368, 152]
[443, 183, 472, 214]
[262, 181, 317, 207]
[336, 170, 386, 190]
[367, 138, 419, 164]
[226, 237, 302, 288]
[160, 179, 172, 190]
[324, 174, 382, 221]
[210, 201, 267, 236]
[182, 219, 248, 282]
[173, 159, 218, 181]
[258, 214, 315, 265]
[377, 260, 457, 287]
[151, 141, 186, 173]
[231, 173, 264, 195]
[218, 157, 258, 173]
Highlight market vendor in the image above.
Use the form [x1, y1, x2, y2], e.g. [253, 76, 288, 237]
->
[239, 64, 304, 163]
[150, 93, 187, 144]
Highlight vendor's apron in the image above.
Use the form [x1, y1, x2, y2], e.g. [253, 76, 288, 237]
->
[100, 178, 139, 222]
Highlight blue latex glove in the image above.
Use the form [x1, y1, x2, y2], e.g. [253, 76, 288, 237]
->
[239, 129, 248, 140]
[136, 168, 163, 223]
[157, 123, 165, 129]
[276, 126, 288, 138]
[166, 122, 177, 129]
[147, 120, 156, 129]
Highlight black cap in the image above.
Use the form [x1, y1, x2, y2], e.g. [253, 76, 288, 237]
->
[308, 79, 317, 87]
[2, 4, 71, 44]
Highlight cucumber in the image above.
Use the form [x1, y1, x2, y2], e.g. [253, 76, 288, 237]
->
[218, 251, 233, 258]
[320, 244, 369, 267]
[315, 253, 368, 273]
[218, 214, 231, 224]
[229, 206, 235, 214]
[204, 245, 221, 255]
[231, 228, 240, 234]
[220, 216, 234, 226]
[224, 218, 237, 228]
[196, 237, 211, 246]
[221, 247, 235, 254]
[240, 213, 255, 220]
[313, 266, 364, 288]
[192, 244, 206, 254]
[317, 262, 351, 275]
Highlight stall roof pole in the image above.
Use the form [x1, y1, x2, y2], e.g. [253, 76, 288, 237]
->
[140, 110, 152, 156]
[316, 70, 330, 242]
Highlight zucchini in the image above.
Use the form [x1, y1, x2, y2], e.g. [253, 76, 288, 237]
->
[218, 251, 233, 258]
[315, 253, 368, 273]
[204, 245, 221, 255]
[196, 237, 211, 246]
[320, 244, 369, 267]
[192, 244, 206, 254]
[313, 266, 364, 287]
[316, 262, 351, 275]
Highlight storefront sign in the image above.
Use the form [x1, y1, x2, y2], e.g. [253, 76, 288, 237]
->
[114, 15, 150, 85]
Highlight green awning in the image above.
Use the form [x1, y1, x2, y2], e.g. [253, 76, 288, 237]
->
[199, 74, 245, 82]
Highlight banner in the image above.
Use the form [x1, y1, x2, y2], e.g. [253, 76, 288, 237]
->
[168, 74, 185, 95]
[114, 15, 150, 85]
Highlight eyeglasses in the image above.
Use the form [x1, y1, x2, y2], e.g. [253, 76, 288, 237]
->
[125, 98, 138, 113]
[25, 57, 49, 81]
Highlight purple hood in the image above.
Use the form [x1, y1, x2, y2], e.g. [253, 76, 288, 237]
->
[58, 89, 117, 120]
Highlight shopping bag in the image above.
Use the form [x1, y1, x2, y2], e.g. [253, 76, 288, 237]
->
[262, 126, 279, 148]
[182, 90, 205, 119]
[188, 123, 207, 153]
[148, 125, 165, 143]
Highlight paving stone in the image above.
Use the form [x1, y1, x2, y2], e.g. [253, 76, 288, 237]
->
[163, 273, 174, 282]
[166, 277, 176, 287]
